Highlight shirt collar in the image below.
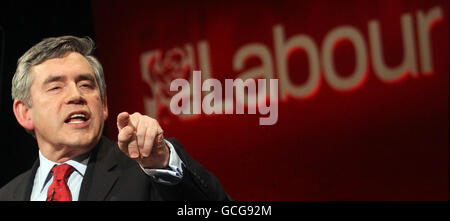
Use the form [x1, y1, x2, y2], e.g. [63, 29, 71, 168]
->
[36, 150, 90, 192]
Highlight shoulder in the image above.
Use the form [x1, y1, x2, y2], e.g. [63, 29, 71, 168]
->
[97, 136, 137, 168]
[0, 169, 33, 201]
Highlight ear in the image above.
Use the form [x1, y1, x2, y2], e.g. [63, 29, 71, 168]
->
[102, 94, 108, 121]
[13, 99, 35, 131]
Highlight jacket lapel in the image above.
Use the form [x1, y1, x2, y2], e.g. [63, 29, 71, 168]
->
[78, 137, 121, 201]
[12, 159, 39, 201]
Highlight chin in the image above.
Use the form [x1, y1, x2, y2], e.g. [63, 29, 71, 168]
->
[64, 132, 99, 149]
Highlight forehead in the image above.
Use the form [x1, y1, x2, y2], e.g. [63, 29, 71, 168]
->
[31, 52, 95, 82]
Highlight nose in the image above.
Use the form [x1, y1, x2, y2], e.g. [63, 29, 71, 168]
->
[65, 83, 87, 105]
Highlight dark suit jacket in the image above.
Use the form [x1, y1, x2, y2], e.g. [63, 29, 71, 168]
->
[0, 136, 231, 201]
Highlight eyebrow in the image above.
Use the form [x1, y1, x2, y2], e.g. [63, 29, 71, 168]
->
[42, 75, 65, 86]
[76, 74, 96, 83]
[42, 74, 96, 85]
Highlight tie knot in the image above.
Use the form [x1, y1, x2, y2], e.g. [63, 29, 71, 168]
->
[51, 163, 75, 181]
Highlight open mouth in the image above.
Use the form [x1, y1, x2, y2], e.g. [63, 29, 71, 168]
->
[64, 111, 90, 124]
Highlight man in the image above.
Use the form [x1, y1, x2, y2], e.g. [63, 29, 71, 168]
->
[0, 36, 230, 201]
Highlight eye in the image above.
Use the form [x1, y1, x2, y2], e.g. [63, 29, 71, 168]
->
[49, 86, 61, 91]
[79, 83, 92, 89]
[79, 81, 95, 89]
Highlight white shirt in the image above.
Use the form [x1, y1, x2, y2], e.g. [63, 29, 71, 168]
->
[30, 139, 183, 201]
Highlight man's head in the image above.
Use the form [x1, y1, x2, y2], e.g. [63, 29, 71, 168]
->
[11, 36, 108, 157]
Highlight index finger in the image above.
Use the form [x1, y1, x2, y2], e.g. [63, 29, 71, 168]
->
[117, 112, 130, 130]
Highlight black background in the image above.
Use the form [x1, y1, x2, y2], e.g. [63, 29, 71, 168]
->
[0, 0, 95, 187]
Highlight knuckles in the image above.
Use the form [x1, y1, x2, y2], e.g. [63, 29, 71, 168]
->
[130, 112, 159, 126]
[117, 112, 165, 150]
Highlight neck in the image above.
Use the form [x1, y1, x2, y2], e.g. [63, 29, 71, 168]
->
[39, 146, 92, 163]
[36, 137, 99, 163]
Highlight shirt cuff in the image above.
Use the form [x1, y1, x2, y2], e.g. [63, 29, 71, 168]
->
[139, 139, 184, 185]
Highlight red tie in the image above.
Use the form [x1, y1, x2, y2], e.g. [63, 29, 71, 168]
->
[46, 164, 75, 201]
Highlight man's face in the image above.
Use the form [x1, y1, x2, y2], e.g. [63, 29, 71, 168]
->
[28, 52, 108, 151]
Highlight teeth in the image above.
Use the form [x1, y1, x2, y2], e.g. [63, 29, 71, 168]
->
[65, 113, 88, 124]
[70, 113, 86, 119]
[68, 120, 84, 124]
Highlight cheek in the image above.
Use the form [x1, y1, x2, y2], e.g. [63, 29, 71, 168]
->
[31, 98, 62, 127]
[31, 108, 58, 130]
[91, 98, 107, 122]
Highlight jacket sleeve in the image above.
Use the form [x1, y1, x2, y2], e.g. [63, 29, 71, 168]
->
[150, 137, 232, 201]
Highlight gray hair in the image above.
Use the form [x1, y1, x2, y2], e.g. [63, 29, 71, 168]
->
[11, 36, 106, 107]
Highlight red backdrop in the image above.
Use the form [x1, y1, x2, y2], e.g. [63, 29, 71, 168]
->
[92, 0, 448, 200]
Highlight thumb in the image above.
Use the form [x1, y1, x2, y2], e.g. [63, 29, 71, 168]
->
[117, 112, 130, 130]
